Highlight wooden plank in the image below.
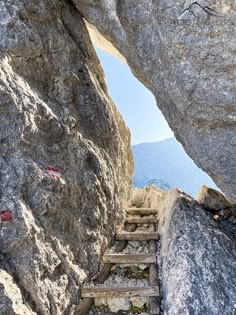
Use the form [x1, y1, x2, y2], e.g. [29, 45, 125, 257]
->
[127, 208, 158, 215]
[81, 286, 159, 298]
[77, 224, 137, 315]
[149, 264, 160, 314]
[149, 223, 160, 315]
[116, 231, 159, 241]
[75, 298, 93, 315]
[125, 217, 158, 224]
[103, 253, 156, 264]
[95, 223, 137, 284]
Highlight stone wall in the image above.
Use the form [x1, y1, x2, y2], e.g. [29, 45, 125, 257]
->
[0, 0, 133, 313]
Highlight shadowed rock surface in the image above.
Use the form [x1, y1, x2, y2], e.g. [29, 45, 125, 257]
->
[0, 0, 132, 313]
[75, 0, 236, 202]
[158, 189, 236, 315]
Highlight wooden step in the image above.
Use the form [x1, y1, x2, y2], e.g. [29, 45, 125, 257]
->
[116, 231, 159, 241]
[81, 286, 159, 298]
[103, 253, 156, 264]
[127, 208, 157, 215]
[125, 217, 158, 224]
[149, 223, 160, 315]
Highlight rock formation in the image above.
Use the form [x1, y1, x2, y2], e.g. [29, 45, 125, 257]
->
[197, 185, 236, 227]
[159, 189, 236, 314]
[197, 185, 232, 211]
[135, 186, 236, 315]
[1, 0, 236, 314]
[131, 186, 167, 209]
[75, 0, 236, 202]
[0, 0, 133, 313]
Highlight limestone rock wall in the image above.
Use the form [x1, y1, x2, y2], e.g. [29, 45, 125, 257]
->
[75, 0, 236, 202]
[158, 189, 236, 314]
[131, 185, 167, 209]
[197, 185, 232, 211]
[133, 186, 236, 314]
[0, 0, 133, 313]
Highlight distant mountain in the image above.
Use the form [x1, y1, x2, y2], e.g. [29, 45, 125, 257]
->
[132, 138, 218, 198]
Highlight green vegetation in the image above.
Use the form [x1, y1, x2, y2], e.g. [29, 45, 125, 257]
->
[128, 302, 150, 314]
[122, 266, 149, 280]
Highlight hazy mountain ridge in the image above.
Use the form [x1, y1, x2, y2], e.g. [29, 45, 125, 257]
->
[132, 138, 218, 197]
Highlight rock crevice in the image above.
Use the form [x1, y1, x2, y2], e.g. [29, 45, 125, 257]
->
[75, 0, 236, 202]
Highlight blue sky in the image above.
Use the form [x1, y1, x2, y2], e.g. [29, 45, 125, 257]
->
[95, 48, 173, 145]
[95, 47, 218, 193]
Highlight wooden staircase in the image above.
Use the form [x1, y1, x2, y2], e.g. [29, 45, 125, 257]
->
[79, 207, 160, 315]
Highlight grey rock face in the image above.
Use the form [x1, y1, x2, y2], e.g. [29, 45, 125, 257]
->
[158, 189, 236, 315]
[0, 0, 132, 313]
[0, 269, 36, 315]
[197, 185, 232, 211]
[75, 0, 236, 202]
[131, 185, 167, 208]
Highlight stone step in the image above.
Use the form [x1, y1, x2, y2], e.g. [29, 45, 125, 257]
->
[125, 216, 158, 224]
[81, 286, 159, 298]
[103, 253, 156, 264]
[127, 208, 158, 215]
[116, 231, 159, 241]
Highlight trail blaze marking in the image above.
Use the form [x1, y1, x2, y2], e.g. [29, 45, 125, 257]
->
[47, 166, 62, 179]
[0, 210, 13, 222]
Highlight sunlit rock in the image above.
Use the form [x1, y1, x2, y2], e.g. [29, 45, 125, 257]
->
[159, 188, 236, 314]
[197, 185, 232, 211]
[75, 0, 236, 202]
[0, 0, 132, 312]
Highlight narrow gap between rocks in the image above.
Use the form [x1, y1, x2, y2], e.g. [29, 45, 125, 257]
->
[93, 46, 219, 199]
[78, 25, 223, 315]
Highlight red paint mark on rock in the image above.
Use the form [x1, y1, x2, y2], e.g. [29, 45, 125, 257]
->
[0, 210, 13, 222]
[47, 166, 61, 179]
[47, 166, 60, 173]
